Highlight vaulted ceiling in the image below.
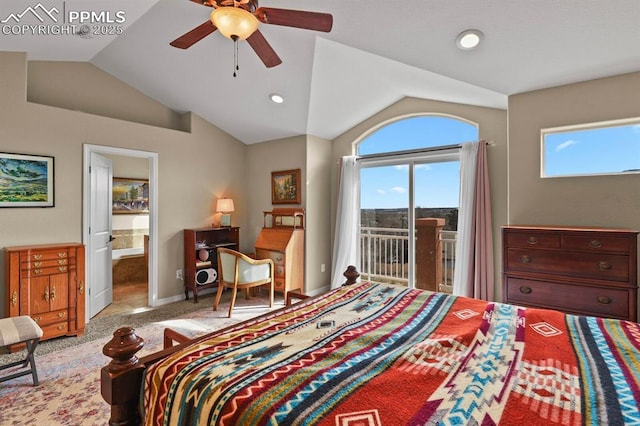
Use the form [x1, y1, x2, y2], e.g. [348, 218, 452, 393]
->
[1, 0, 639, 144]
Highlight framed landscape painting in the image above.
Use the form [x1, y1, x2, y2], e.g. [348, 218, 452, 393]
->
[271, 168, 301, 204]
[0, 152, 54, 207]
[112, 178, 149, 214]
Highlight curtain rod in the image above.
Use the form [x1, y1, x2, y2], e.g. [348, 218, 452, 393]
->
[356, 140, 494, 162]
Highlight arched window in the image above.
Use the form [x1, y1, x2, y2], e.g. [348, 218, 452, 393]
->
[355, 115, 478, 291]
[357, 115, 478, 155]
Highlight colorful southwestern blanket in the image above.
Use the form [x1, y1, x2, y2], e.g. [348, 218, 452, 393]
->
[142, 282, 640, 425]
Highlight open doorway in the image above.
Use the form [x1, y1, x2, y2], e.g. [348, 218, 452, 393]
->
[82, 144, 158, 323]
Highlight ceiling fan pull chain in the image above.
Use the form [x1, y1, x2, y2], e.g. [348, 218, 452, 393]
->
[233, 37, 239, 77]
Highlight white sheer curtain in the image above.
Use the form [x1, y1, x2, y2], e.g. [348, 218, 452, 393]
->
[331, 156, 360, 288]
[452, 140, 494, 300]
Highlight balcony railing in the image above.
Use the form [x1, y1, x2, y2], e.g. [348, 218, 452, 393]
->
[359, 226, 457, 292]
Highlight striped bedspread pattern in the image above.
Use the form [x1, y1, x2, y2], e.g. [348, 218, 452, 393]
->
[142, 282, 640, 425]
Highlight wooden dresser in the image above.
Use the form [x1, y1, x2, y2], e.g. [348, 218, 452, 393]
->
[4, 243, 86, 347]
[502, 226, 638, 321]
[254, 209, 304, 294]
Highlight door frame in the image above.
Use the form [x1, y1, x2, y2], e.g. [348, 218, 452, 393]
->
[82, 144, 159, 323]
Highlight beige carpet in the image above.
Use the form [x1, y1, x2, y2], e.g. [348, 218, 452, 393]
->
[0, 291, 284, 425]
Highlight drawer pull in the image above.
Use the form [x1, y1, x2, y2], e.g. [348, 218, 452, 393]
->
[33, 316, 42, 323]
[58, 266, 67, 273]
[79, 281, 84, 295]
[519, 286, 532, 294]
[597, 261, 612, 271]
[33, 261, 43, 267]
[44, 287, 50, 302]
[34, 268, 43, 275]
[32, 254, 42, 260]
[589, 240, 602, 249]
[526, 237, 538, 245]
[57, 325, 64, 330]
[519, 255, 532, 264]
[58, 311, 67, 318]
[11, 291, 18, 307]
[275, 255, 283, 262]
[57, 252, 67, 258]
[597, 296, 612, 305]
[58, 259, 67, 265]
[50, 285, 56, 301]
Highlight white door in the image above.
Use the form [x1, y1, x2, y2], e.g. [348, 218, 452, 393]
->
[89, 152, 113, 317]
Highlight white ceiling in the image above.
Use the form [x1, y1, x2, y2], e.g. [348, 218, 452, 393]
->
[1, 0, 639, 144]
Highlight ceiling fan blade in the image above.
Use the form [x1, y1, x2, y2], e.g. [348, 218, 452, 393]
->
[255, 7, 333, 32]
[246, 29, 282, 68]
[170, 20, 217, 49]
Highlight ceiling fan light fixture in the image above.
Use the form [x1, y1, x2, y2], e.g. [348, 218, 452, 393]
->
[456, 29, 483, 50]
[210, 7, 259, 40]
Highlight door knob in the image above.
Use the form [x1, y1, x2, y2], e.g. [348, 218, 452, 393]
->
[109, 235, 116, 242]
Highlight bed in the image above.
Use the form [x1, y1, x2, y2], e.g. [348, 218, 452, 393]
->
[101, 269, 640, 425]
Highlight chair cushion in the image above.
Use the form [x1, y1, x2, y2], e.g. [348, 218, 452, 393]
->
[0, 316, 43, 346]
[237, 260, 271, 284]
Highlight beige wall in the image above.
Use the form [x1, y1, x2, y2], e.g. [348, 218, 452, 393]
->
[27, 61, 189, 132]
[0, 52, 247, 316]
[245, 135, 333, 295]
[508, 72, 640, 229]
[305, 135, 333, 294]
[508, 72, 640, 304]
[245, 135, 306, 247]
[332, 97, 509, 300]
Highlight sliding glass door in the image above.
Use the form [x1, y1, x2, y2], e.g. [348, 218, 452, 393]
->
[359, 155, 459, 288]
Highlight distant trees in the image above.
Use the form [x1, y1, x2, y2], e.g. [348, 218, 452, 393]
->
[361, 208, 458, 231]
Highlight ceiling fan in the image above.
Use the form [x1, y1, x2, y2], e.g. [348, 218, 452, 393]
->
[170, 0, 333, 68]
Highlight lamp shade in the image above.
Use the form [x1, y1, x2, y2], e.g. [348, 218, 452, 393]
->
[210, 7, 259, 40]
[216, 198, 235, 213]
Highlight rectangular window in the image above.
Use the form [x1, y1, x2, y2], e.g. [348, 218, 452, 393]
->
[541, 117, 640, 178]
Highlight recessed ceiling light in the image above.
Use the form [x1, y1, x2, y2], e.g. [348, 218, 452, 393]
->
[456, 29, 483, 50]
[269, 93, 284, 104]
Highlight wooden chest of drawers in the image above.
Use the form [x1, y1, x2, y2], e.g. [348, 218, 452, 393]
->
[502, 226, 638, 321]
[4, 243, 86, 347]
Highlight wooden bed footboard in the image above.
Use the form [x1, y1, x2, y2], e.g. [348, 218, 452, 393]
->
[100, 266, 360, 425]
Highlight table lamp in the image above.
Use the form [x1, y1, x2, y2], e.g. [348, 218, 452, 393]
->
[216, 198, 234, 227]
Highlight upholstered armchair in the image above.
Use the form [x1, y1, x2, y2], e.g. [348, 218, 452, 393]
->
[214, 247, 274, 317]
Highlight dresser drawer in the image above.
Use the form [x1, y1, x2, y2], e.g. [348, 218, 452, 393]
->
[41, 321, 69, 339]
[255, 249, 285, 265]
[562, 235, 631, 253]
[31, 309, 69, 327]
[22, 248, 72, 263]
[505, 277, 631, 319]
[505, 232, 561, 249]
[22, 256, 74, 270]
[505, 248, 630, 282]
[21, 264, 74, 278]
[274, 265, 285, 277]
[274, 279, 286, 292]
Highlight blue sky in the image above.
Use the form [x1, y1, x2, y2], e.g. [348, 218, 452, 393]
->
[358, 116, 477, 209]
[543, 123, 640, 176]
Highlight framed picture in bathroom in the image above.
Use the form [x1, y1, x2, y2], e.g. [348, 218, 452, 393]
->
[112, 178, 149, 214]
